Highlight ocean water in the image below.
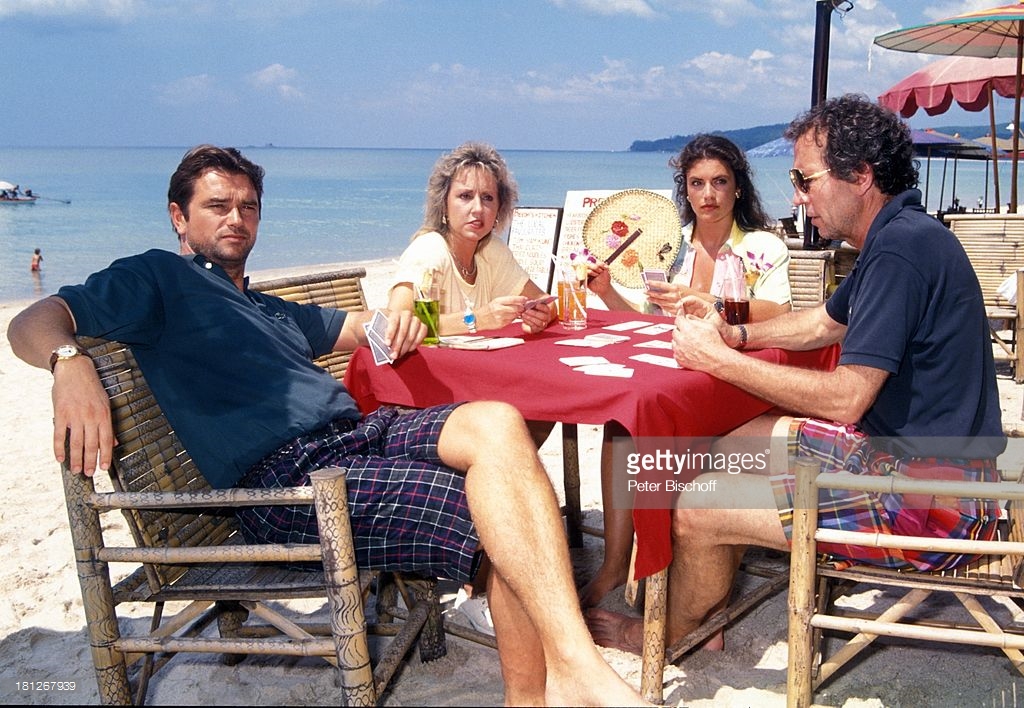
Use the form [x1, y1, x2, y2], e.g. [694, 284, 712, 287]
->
[0, 146, 995, 303]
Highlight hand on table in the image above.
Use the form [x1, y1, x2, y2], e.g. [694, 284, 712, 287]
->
[672, 296, 735, 371]
[478, 295, 529, 331]
[520, 300, 553, 334]
[383, 308, 426, 358]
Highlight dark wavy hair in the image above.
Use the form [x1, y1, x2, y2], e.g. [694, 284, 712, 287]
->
[783, 94, 918, 196]
[167, 145, 265, 219]
[416, 141, 519, 239]
[670, 133, 773, 231]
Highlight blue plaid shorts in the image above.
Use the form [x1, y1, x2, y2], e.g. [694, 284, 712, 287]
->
[234, 403, 482, 583]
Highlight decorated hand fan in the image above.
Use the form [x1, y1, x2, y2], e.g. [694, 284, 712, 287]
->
[581, 189, 683, 289]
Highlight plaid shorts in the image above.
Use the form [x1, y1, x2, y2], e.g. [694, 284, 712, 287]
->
[772, 418, 999, 572]
[234, 403, 482, 583]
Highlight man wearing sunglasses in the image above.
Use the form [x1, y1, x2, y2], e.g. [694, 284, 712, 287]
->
[586, 94, 1005, 655]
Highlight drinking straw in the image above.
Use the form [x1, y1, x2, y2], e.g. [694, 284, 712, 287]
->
[550, 254, 586, 316]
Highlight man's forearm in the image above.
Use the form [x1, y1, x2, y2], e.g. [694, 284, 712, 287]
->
[8, 296, 78, 370]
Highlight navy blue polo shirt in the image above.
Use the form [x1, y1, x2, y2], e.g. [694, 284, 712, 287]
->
[825, 190, 1005, 459]
[59, 249, 356, 488]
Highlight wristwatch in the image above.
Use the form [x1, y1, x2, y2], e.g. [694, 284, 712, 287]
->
[49, 344, 86, 372]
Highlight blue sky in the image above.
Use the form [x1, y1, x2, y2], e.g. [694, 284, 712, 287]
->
[0, 0, 1013, 150]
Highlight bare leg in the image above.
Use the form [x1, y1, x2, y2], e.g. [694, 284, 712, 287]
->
[438, 402, 647, 706]
[587, 472, 788, 654]
[580, 423, 634, 608]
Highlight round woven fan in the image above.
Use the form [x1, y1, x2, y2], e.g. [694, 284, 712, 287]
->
[581, 189, 683, 289]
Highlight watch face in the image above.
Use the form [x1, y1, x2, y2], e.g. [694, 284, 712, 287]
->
[57, 345, 78, 357]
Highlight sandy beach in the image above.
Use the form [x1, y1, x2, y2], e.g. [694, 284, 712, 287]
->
[3, 259, 1024, 706]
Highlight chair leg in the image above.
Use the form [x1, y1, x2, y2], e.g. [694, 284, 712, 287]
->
[62, 467, 133, 705]
[639, 567, 668, 704]
[216, 601, 250, 666]
[403, 578, 447, 663]
[786, 459, 821, 708]
[310, 468, 376, 707]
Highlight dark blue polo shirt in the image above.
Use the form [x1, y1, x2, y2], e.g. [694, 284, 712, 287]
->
[825, 190, 1005, 459]
[59, 249, 355, 487]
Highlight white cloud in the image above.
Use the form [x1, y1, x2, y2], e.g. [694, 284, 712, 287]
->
[0, 0, 138, 20]
[247, 64, 305, 101]
[548, 0, 657, 19]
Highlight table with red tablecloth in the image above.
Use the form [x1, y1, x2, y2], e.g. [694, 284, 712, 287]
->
[344, 308, 838, 578]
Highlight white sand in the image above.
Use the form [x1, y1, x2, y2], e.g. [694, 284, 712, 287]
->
[2, 260, 1024, 706]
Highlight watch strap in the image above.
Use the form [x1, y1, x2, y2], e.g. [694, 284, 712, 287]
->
[49, 345, 87, 373]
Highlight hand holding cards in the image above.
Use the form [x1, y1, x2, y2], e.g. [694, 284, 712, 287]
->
[362, 310, 395, 366]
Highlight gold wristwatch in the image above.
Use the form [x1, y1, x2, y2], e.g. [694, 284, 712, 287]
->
[49, 344, 86, 372]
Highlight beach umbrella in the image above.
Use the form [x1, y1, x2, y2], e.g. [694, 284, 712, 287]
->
[875, 2, 1024, 212]
[878, 55, 1020, 209]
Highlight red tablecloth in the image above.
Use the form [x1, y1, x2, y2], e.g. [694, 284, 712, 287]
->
[344, 309, 839, 578]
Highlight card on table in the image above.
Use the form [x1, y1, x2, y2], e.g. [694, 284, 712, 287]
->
[602, 320, 651, 332]
[633, 322, 675, 336]
[559, 356, 612, 367]
[629, 353, 681, 369]
[634, 339, 673, 350]
[554, 332, 630, 348]
[574, 363, 635, 378]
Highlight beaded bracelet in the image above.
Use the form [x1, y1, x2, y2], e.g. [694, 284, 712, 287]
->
[736, 324, 748, 350]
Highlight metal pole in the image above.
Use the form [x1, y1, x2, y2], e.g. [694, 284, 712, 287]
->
[805, 1, 834, 247]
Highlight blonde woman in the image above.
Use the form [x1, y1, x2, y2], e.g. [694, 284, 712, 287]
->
[388, 141, 554, 335]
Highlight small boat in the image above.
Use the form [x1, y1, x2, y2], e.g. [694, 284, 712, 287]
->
[0, 180, 37, 204]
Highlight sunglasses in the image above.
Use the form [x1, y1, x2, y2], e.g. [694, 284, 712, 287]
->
[789, 168, 831, 194]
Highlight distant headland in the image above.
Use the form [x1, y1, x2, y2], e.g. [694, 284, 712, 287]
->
[629, 122, 994, 153]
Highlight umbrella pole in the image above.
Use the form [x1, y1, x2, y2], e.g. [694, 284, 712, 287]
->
[990, 88, 1001, 212]
[1013, 29, 1023, 214]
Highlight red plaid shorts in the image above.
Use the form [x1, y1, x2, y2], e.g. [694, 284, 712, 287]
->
[772, 418, 1000, 572]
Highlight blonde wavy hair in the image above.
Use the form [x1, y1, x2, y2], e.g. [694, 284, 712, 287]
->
[415, 141, 519, 239]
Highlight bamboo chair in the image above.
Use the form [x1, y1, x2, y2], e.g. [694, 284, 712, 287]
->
[250, 266, 369, 380]
[787, 459, 1024, 708]
[65, 337, 445, 705]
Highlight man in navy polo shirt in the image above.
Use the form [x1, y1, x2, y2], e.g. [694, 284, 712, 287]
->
[7, 145, 645, 706]
[587, 94, 1005, 656]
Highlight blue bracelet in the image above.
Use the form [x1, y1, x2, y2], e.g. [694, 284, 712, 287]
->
[736, 324, 748, 350]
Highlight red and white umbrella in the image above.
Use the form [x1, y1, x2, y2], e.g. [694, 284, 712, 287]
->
[875, 2, 1024, 211]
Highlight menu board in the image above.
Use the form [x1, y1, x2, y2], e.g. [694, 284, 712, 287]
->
[506, 206, 563, 293]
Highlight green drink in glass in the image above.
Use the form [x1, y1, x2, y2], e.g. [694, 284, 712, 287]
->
[414, 297, 440, 345]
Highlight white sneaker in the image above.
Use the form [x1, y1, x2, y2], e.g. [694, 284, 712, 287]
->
[454, 589, 494, 636]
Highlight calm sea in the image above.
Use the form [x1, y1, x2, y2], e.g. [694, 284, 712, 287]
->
[0, 146, 995, 303]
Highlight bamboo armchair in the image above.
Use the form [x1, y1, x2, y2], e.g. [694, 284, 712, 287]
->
[787, 458, 1024, 707]
[65, 336, 444, 705]
[250, 266, 369, 380]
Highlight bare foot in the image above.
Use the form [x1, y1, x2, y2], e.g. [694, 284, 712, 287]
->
[701, 628, 725, 651]
[578, 567, 627, 609]
[584, 607, 644, 655]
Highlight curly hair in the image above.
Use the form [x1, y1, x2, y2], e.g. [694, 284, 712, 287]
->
[783, 94, 918, 196]
[416, 141, 519, 239]
[669, 134, 774, 232]
[167, 145, 265, 219]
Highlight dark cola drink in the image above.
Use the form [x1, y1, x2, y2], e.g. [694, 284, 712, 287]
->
[724, 298, 749, 325]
